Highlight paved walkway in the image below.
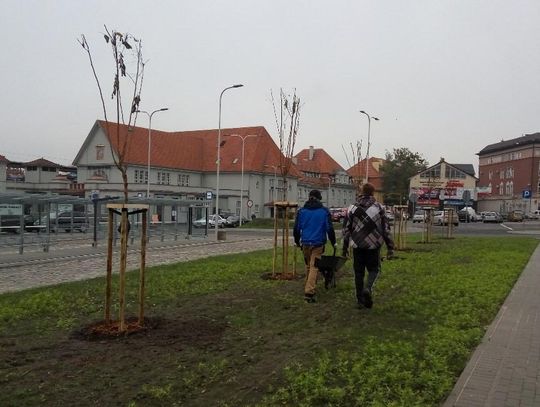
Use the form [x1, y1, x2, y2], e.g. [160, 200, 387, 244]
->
[444, 243, 540, 407]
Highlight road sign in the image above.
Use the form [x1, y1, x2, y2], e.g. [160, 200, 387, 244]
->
[91, 190, 100, 201]
[246, 199, 253, 208]
[523, 190, 531, 199]
[206, 191, 213, 200]
[0, 204, 22, 216]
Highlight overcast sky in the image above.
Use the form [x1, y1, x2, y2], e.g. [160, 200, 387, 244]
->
[2, 0, 540, 174]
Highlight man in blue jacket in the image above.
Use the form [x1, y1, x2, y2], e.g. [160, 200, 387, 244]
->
[294, 189, 337, 303]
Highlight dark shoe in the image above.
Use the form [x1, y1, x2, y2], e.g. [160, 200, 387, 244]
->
[304, 294, 316, 303]
[362, 288, 373, 309]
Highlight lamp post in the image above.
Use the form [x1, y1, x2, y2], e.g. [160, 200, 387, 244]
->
[323, 176, 332, 207]
[359, 110, 379, 184]
[216, 84, 244, 241]
[137, 108, 169, 198]
[229, 134, 257, 226]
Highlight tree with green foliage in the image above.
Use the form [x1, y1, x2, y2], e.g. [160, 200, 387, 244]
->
[380, 147, 428, 205]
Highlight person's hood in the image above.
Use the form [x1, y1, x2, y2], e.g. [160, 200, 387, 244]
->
[357, 195, 376, 208]
[303, 199, 323, 209]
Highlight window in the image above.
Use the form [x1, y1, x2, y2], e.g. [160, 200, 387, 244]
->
[445, 166, 466, 179]
[157, 172, 170, 185]
[505, 181, 513, 195]
[96, 144, 105, 160]
[135, 169, 148, 184]
[419, 165, 441, 179]
[177, 174, 190, 187]
[506, 167, 514, 178]
[92, 167, 107, 178]
[499, 182, 504, 195]
[500, 170, 505, 179]
[488, 171, 493, 180]
[27, 166, 37, 171]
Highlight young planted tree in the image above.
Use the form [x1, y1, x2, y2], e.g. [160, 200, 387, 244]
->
[270, 89, 301, 277]
[79, 26, 148, 332]
[342, 140, 364, 195]
[271, 88, 301, 200]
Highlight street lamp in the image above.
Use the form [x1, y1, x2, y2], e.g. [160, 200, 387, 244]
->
[216, 84, 244, 241]
[322, 176, 333, 207]
[137, 108, 169, 198]
[359, 110, 379, 184]
[228, 134, 257, 226]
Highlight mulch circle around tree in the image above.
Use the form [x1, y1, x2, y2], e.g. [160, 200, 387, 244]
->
[72, 316, 228, 348]
[72, 317, 159, 341]
[261, 272, 305, 281]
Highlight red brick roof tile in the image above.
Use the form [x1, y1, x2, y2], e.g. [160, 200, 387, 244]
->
[294, 148, 345, 174]
[346, 157, 385, 190]
[97, 121, 300, 176]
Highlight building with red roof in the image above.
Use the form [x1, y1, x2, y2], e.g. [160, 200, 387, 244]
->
[346, 157, 386, 202]
[73, 120, 309, 218]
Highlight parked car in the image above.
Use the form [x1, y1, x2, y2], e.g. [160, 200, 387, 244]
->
[433, 210, 459, 226]
[482, 211, 503, 223]
[329, 207, 347, 222]
[0, 214, 35, 233]
[507, 210, 524, 222]
[412, 210, 426, 223]
[193, 214, 226, 228]
[457, 207, 481, 222]
[529, 209, 540, 220]
[225, 215, 250, 228]
[26, 211, 89, 233]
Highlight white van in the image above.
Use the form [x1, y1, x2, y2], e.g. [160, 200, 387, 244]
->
[458, 207, 481, 222]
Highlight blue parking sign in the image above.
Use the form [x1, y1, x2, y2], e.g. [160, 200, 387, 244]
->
[523, 190, 531, 199]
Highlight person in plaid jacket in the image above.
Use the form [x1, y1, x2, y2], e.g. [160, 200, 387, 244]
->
[342, 183, 394, 309]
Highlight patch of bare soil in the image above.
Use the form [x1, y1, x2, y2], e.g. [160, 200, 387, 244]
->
[261, 271, 305, 281]
[71, 316, 227, 347]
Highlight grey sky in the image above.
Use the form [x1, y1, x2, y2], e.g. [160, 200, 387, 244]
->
[1, 0, 540, 174]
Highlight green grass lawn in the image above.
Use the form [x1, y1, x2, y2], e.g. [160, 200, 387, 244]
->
[0, 236, 537, 406]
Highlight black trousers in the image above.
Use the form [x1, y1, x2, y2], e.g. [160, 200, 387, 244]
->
[352, 247, 381, 303]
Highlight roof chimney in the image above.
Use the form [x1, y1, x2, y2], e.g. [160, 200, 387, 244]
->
[309, 146, 314, 160]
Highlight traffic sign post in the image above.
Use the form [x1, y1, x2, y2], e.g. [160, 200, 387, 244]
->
[409, 193, 418, 215]
[462, 190, 472, 222]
